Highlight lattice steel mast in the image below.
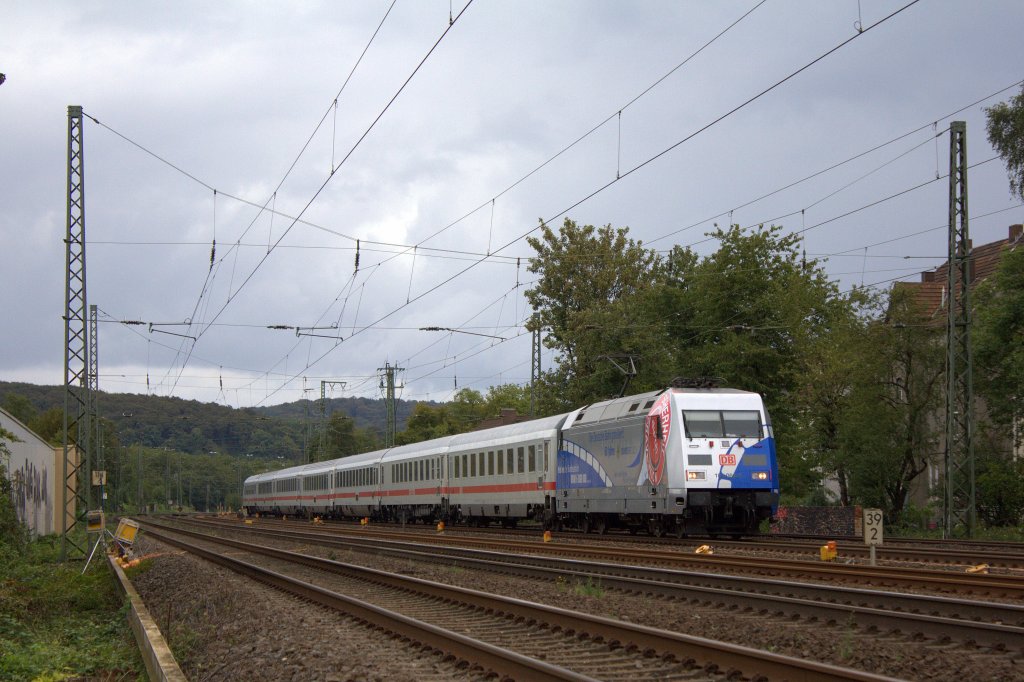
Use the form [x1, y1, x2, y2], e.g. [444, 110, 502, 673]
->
[944, 120, 976, 538]
[317, 380, 346, 461]
[62, 105, 91, 560]
[378, 363, 404, 448]
[530, 313, 542, 417]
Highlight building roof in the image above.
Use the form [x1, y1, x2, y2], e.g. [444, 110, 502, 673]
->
[894, 224, 1023, 321]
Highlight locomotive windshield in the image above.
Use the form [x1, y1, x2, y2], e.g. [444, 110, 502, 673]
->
[682, 410, 762, 438]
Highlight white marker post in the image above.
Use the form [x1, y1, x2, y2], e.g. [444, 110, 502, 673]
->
[863, 507, 883, 566]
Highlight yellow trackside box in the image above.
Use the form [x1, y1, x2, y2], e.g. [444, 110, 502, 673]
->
[86, 510, 105, 534]
[114, 518, 140, 544]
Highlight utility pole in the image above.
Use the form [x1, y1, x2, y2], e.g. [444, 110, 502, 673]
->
[944, 120, 976, 538]
[301, 378, 313, 462]
[318, 380, 346, 461]
[530, 314, 542, 417]
[378, 363, 404, 448]
[137, 448, 143, 513]
[62, 105, 91, 561]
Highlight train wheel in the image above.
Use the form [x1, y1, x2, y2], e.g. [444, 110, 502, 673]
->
[594, 516, 607, 535]
[581, 515, 592, 534]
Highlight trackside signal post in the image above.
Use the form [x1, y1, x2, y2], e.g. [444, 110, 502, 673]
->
[863, 507, 883, 566]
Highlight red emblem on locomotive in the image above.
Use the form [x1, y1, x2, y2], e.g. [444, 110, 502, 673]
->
[644, 393, 671, 486]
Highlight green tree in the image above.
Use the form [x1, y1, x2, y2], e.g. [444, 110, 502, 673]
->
[974, 427, 1024, 527]
[397, 403, 459, 445]
[973, 243, 1024, 433]
[27, 407, 63, 445]
[526, 218, 662, 406]
[985, 85, 1024, 201]
[1, 393, 36, 424]
[323, 413, 370, 459]
[836, 287, 945, 520]
[791, 288, 877, 506]
[0, 427, 29, 552]
[483, 384, 532, 417]
[667, 224, 854, 498]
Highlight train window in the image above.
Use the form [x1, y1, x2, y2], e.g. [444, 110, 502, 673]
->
[497, 449, 504, 475]
[488, 451, 494, 475]
[420, 460, 425, 481]
[462, 454, 468, 478]
[643, 400, 655, 409]
[453, 456, 460, 479]
[544, 441, 549, 470]
[507, 450, 514, 474]
[517, 447, 525, 473]
[528, 445, 536, 472]
[478, 452, 485, 477]
[628, 402, 639, 412]
[471, 454, 477, 477]
[723, 411, 762, 438]
[683, 410, 723, 438]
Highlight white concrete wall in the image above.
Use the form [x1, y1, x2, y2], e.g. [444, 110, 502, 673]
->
[0, 407, 56, 536]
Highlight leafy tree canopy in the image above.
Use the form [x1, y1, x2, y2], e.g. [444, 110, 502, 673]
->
[986, 85, 1024, 201]
[974, 243, 1024, 434]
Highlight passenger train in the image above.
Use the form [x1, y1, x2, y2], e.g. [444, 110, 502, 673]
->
[242, 380, 780, 536]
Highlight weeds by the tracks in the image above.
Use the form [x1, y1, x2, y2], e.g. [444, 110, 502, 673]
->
[0, 533, 146, 681]
[573, 576, 605, 598]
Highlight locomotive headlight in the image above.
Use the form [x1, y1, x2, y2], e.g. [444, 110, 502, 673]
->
[686, 470, 705, 480]
[753, 472, 768, 480]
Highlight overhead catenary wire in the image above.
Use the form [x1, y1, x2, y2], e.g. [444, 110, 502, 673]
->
[205, 0, 924, 406]
[92, 0, 1015, 406]
[165, 1, 476, 395]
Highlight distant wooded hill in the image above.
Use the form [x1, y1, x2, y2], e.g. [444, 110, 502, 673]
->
[0, 381, 418, 461]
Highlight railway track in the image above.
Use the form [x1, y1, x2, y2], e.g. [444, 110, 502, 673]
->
[157, 517, 1024, 653]
[182, 515, 1024, 600]
[212, 514, 1024, 570]
[139, 520, 896, 681]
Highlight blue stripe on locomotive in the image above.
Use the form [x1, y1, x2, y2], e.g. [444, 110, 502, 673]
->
[717, 436, 779, 512]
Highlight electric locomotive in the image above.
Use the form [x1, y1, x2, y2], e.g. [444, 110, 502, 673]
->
[555, 381, 779, 536]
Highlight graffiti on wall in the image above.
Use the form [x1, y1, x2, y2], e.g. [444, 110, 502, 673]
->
[12, 457, 52, 536]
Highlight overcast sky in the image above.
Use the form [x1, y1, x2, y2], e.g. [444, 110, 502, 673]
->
[2, 0, 1022, 408]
